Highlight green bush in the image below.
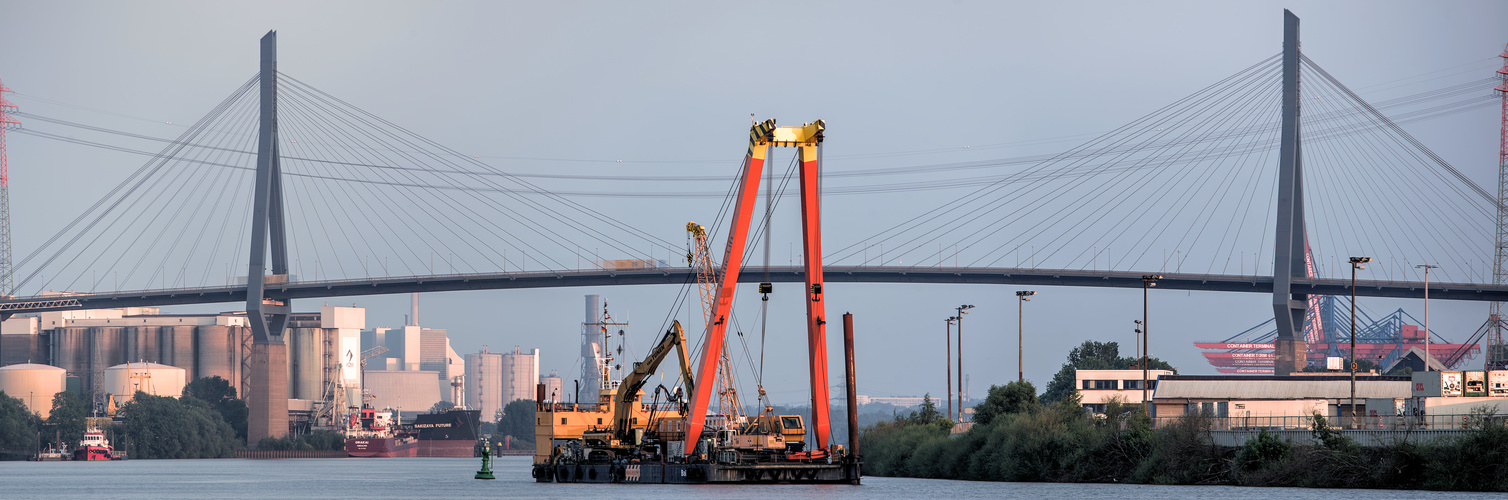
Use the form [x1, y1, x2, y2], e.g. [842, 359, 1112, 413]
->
[119, 391, 241, 458]
[1234, 429, 1290, 475]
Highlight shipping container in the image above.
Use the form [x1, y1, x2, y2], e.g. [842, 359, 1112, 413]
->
[1412, 371, 1465, 397]
[1442, 371, 1463, 397]
[1464, 371, 1487, 397]
[1489, 370, 1508, 397]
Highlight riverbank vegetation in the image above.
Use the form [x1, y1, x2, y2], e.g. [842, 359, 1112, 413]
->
[860, 380, 1508, 491]
[118, 391, 241, 458]
[0, 392, 41, 458]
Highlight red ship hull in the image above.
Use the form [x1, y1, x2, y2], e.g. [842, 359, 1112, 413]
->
[346, 436, 418, 458]
[73, 446, 112, 461]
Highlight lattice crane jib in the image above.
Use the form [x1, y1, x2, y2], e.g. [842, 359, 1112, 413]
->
[686, 222, 741, 418]
[683, 118, 831, 456]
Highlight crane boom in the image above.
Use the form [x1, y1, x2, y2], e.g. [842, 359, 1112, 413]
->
[687, 222, 742, 418]
[611, 320, 695, 441]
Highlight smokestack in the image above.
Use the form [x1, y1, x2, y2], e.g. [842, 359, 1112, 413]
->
[410, 293, 419, 326]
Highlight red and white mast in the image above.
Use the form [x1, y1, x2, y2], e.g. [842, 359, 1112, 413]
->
[0, 79, 18, 297]
[1490, 45, 1508, 370]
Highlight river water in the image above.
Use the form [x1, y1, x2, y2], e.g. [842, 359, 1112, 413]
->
[0, 456, 1484, 499]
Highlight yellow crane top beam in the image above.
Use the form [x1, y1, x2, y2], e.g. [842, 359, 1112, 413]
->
[746, 119, 824, 156]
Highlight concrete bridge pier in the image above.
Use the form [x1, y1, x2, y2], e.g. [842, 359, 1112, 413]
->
[248, 343, 288, 444]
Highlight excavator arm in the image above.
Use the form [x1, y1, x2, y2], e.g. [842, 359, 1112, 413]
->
[613, 320, 695, 439]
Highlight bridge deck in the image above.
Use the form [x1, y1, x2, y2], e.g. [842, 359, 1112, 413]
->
[3, 266, 1503, 316]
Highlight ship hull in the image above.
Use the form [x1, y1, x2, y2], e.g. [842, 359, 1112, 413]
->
[531, 462, 860, 484]
[73, 446, 113, 461]
[412, 409, 481, 458]
[346, 437, 418, 458]
[417, 439, 479, 458]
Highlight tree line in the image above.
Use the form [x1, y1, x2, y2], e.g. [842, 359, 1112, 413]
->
[858, 341, 1508, 491]
[0, 376, 254, 459]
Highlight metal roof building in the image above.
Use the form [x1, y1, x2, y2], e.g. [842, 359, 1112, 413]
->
[1150, 375, 1412, 424]
[1153, 375, 1411, 400]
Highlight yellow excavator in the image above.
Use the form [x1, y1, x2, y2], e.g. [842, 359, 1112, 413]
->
[580, 320, 696, 456]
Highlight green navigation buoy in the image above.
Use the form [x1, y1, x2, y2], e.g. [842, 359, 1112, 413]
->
[475, 440, 495, 480]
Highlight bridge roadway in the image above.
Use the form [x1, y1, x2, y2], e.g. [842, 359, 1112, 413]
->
[3, 266, 1505, 317]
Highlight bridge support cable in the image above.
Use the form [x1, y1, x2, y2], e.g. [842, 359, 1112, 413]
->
[12, 75, 259, 295]
[1292, 55, 1497, 285]
[272, 73, 683, 274]
[826, 55, 1285, 271]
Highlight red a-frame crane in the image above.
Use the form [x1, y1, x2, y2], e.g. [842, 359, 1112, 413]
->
[683, 118, 832, 457]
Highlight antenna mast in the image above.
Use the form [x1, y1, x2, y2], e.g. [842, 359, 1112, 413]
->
[1489, 43, 1508, 370]
[0, 79, 17, 297]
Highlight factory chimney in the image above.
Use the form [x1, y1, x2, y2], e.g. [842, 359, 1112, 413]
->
[410, 293, 419, 326]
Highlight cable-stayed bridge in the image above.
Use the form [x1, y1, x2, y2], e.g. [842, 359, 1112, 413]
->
[0, 12, 1505, 439]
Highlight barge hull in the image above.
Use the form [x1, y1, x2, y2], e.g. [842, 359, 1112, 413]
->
[532, 462, 860, 484]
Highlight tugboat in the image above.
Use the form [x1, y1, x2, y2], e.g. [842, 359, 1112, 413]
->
[345, 406, 418, 458]
[72, 427, 114, 461]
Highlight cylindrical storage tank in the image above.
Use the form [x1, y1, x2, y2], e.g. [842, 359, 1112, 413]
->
[288, 327, 324, 400]
[162, 326, 196, 380]
[0, 363, 67, 419]
[126, 326, 160, 364]
[195, 325, 233, 385]
[499, 349, 537, 407]
[103, 362, 187, 403]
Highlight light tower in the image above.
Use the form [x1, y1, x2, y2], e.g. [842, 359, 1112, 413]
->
[1490, 43, 1508, 371]
[0, 79, 17, 297]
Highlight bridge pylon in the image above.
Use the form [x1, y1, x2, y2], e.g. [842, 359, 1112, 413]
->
[1272, 10, 1309, 375]
[246, 30, 292, 445]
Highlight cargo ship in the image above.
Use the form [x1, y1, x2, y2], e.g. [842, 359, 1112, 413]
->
[73, 427, 115, 461]
[413, 408, 481, 457]
[345, 407, 417, 458]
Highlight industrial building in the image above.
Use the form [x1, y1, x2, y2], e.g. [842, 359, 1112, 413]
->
[1075, 369, 1176, 413]
[539, 370, 563, 404]
[464, 348, 503, 421]
[0, 303, 365, 427]
[363, 369, 442, 417]
[501, 347, 539, 409]
[360, 294, 465, 409]
[1148, 374, 1411, 426]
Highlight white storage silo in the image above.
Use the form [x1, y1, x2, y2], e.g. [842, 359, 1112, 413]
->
[0, 363, 67, 419]
[103, 362, 187, 403]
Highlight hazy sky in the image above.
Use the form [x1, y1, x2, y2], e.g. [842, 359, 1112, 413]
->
[2, 1, 1507, 404]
